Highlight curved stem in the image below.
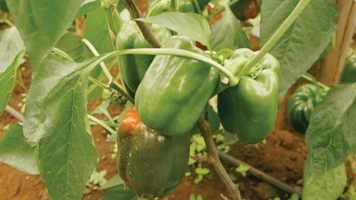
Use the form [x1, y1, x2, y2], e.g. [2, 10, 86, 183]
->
[241, 0, 311, 75]
[82, 39, 116, 83]
[206, 0, 239, 21]
[301, 73, 330, 91]
[191, 0, 201, 15]
[87, 114, 116, 135]
[88, 76, 111, 90]
[53, 48, 73, 60]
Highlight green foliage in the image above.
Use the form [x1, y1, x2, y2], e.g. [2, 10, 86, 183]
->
[235, 164, 250, 177]
[0, 26, 25, 72]
[23, 53, 101, 200]
[303, 162, 346, 200]
[260, 0, 338, 103]
[305, 83, 356, 182]
[5, 0, 84, 76]
[210, 3, 251, 51]
[137, 12, 211, 48]
[75, 0, 101, 18]
[189, 194, 203, 200]
[0, 123, 39, 174]
[0, 49, 26, 116]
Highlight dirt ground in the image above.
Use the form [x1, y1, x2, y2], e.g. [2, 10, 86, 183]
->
[1, 6, 355, 200]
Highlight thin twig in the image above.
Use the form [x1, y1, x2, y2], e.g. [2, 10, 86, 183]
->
[121, 0, 161, 48]
[5, 105, 23, 122]
[217, 151, 303, 198]
[196, 116, 242, 200]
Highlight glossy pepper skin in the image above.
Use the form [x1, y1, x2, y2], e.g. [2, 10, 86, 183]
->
[287, 84, 325, 133]
[178, 0, 195, 12]
[339, 51, 356, 83]
[135, 36, 220, 136]
[230, 0, 260, 21]
[117, 107, 190, 199]
[218, 48, 280, 144]
[116, 21, 172, 93]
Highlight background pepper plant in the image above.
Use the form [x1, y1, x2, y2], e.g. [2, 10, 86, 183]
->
[1, 0, 354, 199]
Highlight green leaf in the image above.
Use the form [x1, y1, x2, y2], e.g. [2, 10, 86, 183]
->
[0, 26, 25, 72]
[84, 6, 114, 59]
[197, 195, 203, 200]
[260, 0, 338, 102]
[195, 167, 210, 175]
[103, 184, 137, 200]
[91, 100, 113, 121]
[99, 174, 124, 190]
[0, 49, 26, 116]
[0, 123, 39, 175]
[55, 32, 94, 63]
[23, 53, 101, 200]
[136, 12, 211, 47]
[305, 83, 356, 182]
[303, 161, 346, 200]
[5, 0, 84, 77]
[209, 3, 251, 51]
[189, 194, 196, 200]
[75, 0, 101, 18]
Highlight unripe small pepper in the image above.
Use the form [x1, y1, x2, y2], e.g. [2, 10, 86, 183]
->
[116, 21, 172, 93]
[110, 91, 127, 106]
[287, 84, 326, 133]
[135, 36, 220, 137]
[218, 48, 280, 144]
[117, 107, 190, 199]
[230, 0, 260, 21]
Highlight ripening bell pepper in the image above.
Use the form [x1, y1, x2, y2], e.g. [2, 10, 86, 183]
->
[116, 21, 172, 93]
[230, 0, 260, 21]
[135, 36, 220, 136]
[287, 84, 326, 133]
[117, 107, 190, 199]
[339, 51, 356, 83]
[218, 48, 280, 144]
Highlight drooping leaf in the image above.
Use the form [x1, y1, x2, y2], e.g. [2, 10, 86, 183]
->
[0, 49, 26, 116]
[303, 161, 346, 200]
[305, 83, 356, 182]
[84, 6, 114, 58]
[210, 3, 251, 51]
[0, 123, 39, 175]
[103, 184, 137, 200]
[136, 12, 211, 47]
[75, 0, 101, 18]
[0, 26, 25, 72]
[23, 52, 109, 200]
[260, 0, 338, 102]
[5, 0, 84, 77]
[99, 174, 124, 190]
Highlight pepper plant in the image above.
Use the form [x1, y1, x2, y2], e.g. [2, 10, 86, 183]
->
[0, 0, 353, 199]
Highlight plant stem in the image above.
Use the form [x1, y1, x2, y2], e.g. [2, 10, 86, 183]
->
[146, 0, 170, 17]
[301, 73, 330, 91]
[82, 39, 116, 83]
[109, 80, 135, 104]
[170, 0, 178, 12]
[88, 76, 111, 90]
[191, 0, 201, 15]
[241, 0, 311, 75]
[53, 48, 73, 60]
[206, 0, 239, 21]
[122, 0, 161, 48]
[5, 105, 23, 122]
[87, 114, 117, 135]
[196, 115, 242, 200]
[17, 69, 28, 92]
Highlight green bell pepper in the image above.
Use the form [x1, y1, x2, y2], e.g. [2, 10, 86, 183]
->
[218, 48, 280, 144]
[135, 36, 220, 136]
[178, 0, 195, 12]
[116, 20, 172, 93]
[117, 107, 190, 199]
[287, 84, 326, 133]
[339, 51, 356, 83]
